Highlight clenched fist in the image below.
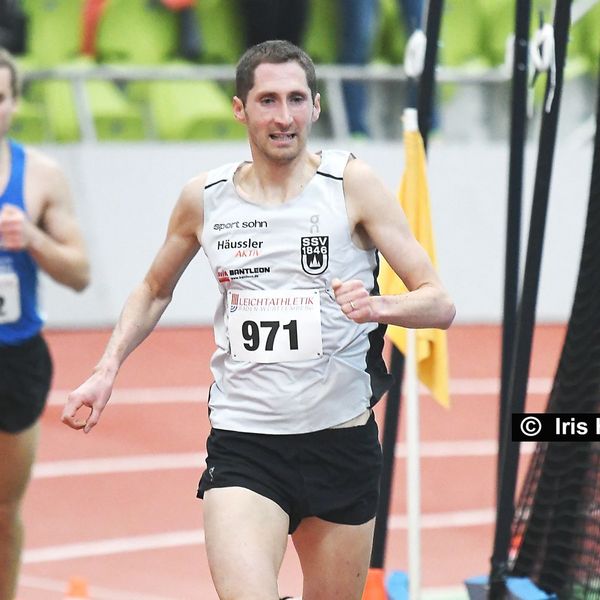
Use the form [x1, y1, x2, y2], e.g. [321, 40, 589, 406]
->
[0, 203, 31, 250]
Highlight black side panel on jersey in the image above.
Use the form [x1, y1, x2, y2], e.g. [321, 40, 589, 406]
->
[366, 256, 394, 406]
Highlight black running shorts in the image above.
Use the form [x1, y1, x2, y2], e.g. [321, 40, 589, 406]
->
[0, 334, 53, 433]
[197, 412, 382, 533]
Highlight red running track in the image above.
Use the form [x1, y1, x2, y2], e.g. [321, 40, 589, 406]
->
[16, 324, 565, 599]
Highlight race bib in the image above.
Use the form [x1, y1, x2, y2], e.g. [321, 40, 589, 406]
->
[0, 271, 21, 324]
[227, 289, 322, 363]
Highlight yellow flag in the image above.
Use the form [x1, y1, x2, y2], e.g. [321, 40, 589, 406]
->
[378, 108, 450, 408]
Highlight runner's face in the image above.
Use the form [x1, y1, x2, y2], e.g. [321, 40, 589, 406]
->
[0, 68, 17, 139]
[234, 61, 320, 163]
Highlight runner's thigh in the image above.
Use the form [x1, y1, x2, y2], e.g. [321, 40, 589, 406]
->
[292, 516, 375, 600]
[203, 486, 289, 600]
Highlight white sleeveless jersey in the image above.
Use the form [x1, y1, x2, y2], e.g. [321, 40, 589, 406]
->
[200, 149, 391, 434]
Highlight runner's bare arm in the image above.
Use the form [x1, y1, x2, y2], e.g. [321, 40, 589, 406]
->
[334, 158, 455, 329]
[62, 175, 206, 432]
[0, 152, 91, 291]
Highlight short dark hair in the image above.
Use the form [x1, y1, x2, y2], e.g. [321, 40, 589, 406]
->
[0, 47, 21, 98]
[235, 40, 317, 105]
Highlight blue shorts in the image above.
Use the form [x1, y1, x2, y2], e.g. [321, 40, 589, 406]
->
[197, 412, 382, 534]
[0, 334, 53, 433]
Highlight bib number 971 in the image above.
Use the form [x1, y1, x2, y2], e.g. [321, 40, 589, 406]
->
[242, 319, 298, 352]
[227, 289, 322, 363]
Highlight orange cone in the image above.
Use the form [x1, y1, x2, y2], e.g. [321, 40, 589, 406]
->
[64, 576, 89, 599]
[362, 567, 387, 600]
[509, 532, 523, 561]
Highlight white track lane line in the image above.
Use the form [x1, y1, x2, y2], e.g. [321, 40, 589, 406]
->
[23, 506, 496, 566]
[388, 508, 495, 529]
[33, 440, 535, 479]
[47, 377, 553, 406]
[18, 575, 468, 600]
[48, 386, 210, 406]
[19, 574, 180, 600]
[23, 530, 205, 564]
[33, 453, 208, 478]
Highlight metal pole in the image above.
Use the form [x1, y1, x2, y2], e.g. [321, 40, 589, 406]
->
[417, 0, 445, 149]
[488, 2, 572, 597]
[497, 0, 532, 503]
[370, 346, 404, 568]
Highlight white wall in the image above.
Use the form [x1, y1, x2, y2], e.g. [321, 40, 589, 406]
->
[39, 136, 594, 328]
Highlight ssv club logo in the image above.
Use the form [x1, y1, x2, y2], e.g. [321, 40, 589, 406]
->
[301, 236, 329, 275]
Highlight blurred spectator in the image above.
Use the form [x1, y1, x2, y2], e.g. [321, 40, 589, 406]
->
[157, 0, 202, 61]
[339, 0, 378, 136]
[339, 0, 425, 137]
[398, 0, 423, 35]
[238, 0, 308, 48]
[0, 0, 26, 55]
[82, 0, 107, 57]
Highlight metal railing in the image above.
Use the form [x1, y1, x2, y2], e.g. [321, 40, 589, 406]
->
[23, 62, 512, 142]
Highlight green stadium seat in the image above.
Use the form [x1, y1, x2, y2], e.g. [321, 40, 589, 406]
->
[86, 80, 146, 141]
[303, 0, 338, 64]
[195, 0, 244, 64]
[373, 0, 407, 65]
[478, 0, 513, 67]
[18, 0, 148, 142]
[147, 78, 245, 141]
[21, 0, 85, 67]
[32, 80, 80, 142]
[27, 71, 146, 142]
[19, 0, 83, 141]
[439, 0, 486, 67]
[435, 1, 489, 107]
[95, 0, 179, 64]
[10, 97, 46, 144]
[569, 2, 600, 75]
